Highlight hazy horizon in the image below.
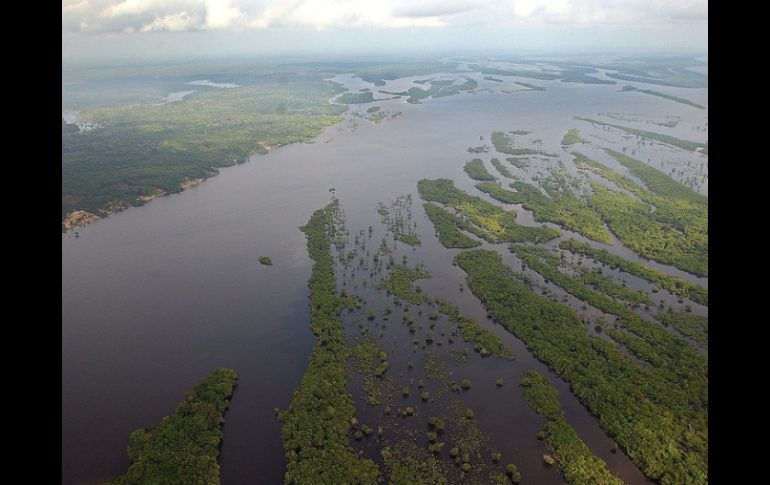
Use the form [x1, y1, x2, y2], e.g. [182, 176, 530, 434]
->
[63, 0, 707, 65]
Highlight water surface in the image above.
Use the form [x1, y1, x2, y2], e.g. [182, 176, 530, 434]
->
[63, 71, 706, 484]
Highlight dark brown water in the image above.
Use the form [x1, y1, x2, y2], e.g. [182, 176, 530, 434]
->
[62, 70, 706, 484]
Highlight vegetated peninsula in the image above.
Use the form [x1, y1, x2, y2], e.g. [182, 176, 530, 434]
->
[576, 116, 708, 154]
[62, 67, 348, 229]
[277, 200, 380, 484]
[463, 159, 496, 181]
[105, 368, 238, 485]
[620, 85, 705, 109]
[520, 370, 625, 485]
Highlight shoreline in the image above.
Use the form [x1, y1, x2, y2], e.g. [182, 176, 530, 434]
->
[60, 137, 319, 233]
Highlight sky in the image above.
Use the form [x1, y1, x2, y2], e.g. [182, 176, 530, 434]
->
[62, 0, 708, 64]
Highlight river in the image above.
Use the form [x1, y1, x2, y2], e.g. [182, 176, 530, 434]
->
[63, 69, 707, 484]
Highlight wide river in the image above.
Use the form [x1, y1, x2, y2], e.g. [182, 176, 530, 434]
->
[62, 70, 707, 484]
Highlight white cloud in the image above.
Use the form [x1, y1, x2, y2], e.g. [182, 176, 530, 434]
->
[204, 0, 242, 29]
[140, 11, 200, 31]
[102, 0, 158, 18]
[63, 0, 708, 34]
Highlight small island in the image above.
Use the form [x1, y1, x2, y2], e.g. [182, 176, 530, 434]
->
[259, 256, 273, 266]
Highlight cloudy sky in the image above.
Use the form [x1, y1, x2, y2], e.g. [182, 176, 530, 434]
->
[62, 0, 708, 63]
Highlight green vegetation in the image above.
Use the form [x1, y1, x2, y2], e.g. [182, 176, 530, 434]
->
[475, 64, 614, 85]
[472, 182, 519, 203]
[418, 179, 561, 243]
[377, 265, 432, 304]
[576, 117, 707, 155]
[422, 203, 482, 249]
[476, 179, 612, 244]
[604, 149, 707, 206]
[476, 66, 560, 80]
[467, 145, 490, 153]
[573, 152, 708, 276]
[506, 157, 528, 169]
[491, 131, 558, 157]
[353, 107, 401, 124]
[463, 159, 496, 181]
[443, 309, 516, 360]
[352, 333, 391, 405]
[656, 312, 708, 348]
[491, 131, 539, 156]
[489, 158, 513, 178]
[577, 269, 651, 306]
[378, 195, 422, 246]
[520, 370, 624, 485]
[105, 368, 238, 485]
[514, 82, 545, 91]
[259, 256, 273, 266]
[384, 77, 478, 103]
[558, 66, 616, 85]
[510, 244, 708, 372]
[455, 249, 707, 485]
[596, 57, 707, 88]
[63, 75, 346, 220]
[397, 234, 421, 246]
[620, 86, 705, 109]
[335, 91, 376, 104]
[278, 201, 380, 484]
[505, 464, 522, 482]
[353, 63, 455, 86]
[381, 442, 449, 484]
[561, 128, 587, 146]
[559, 239, 707, 306]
